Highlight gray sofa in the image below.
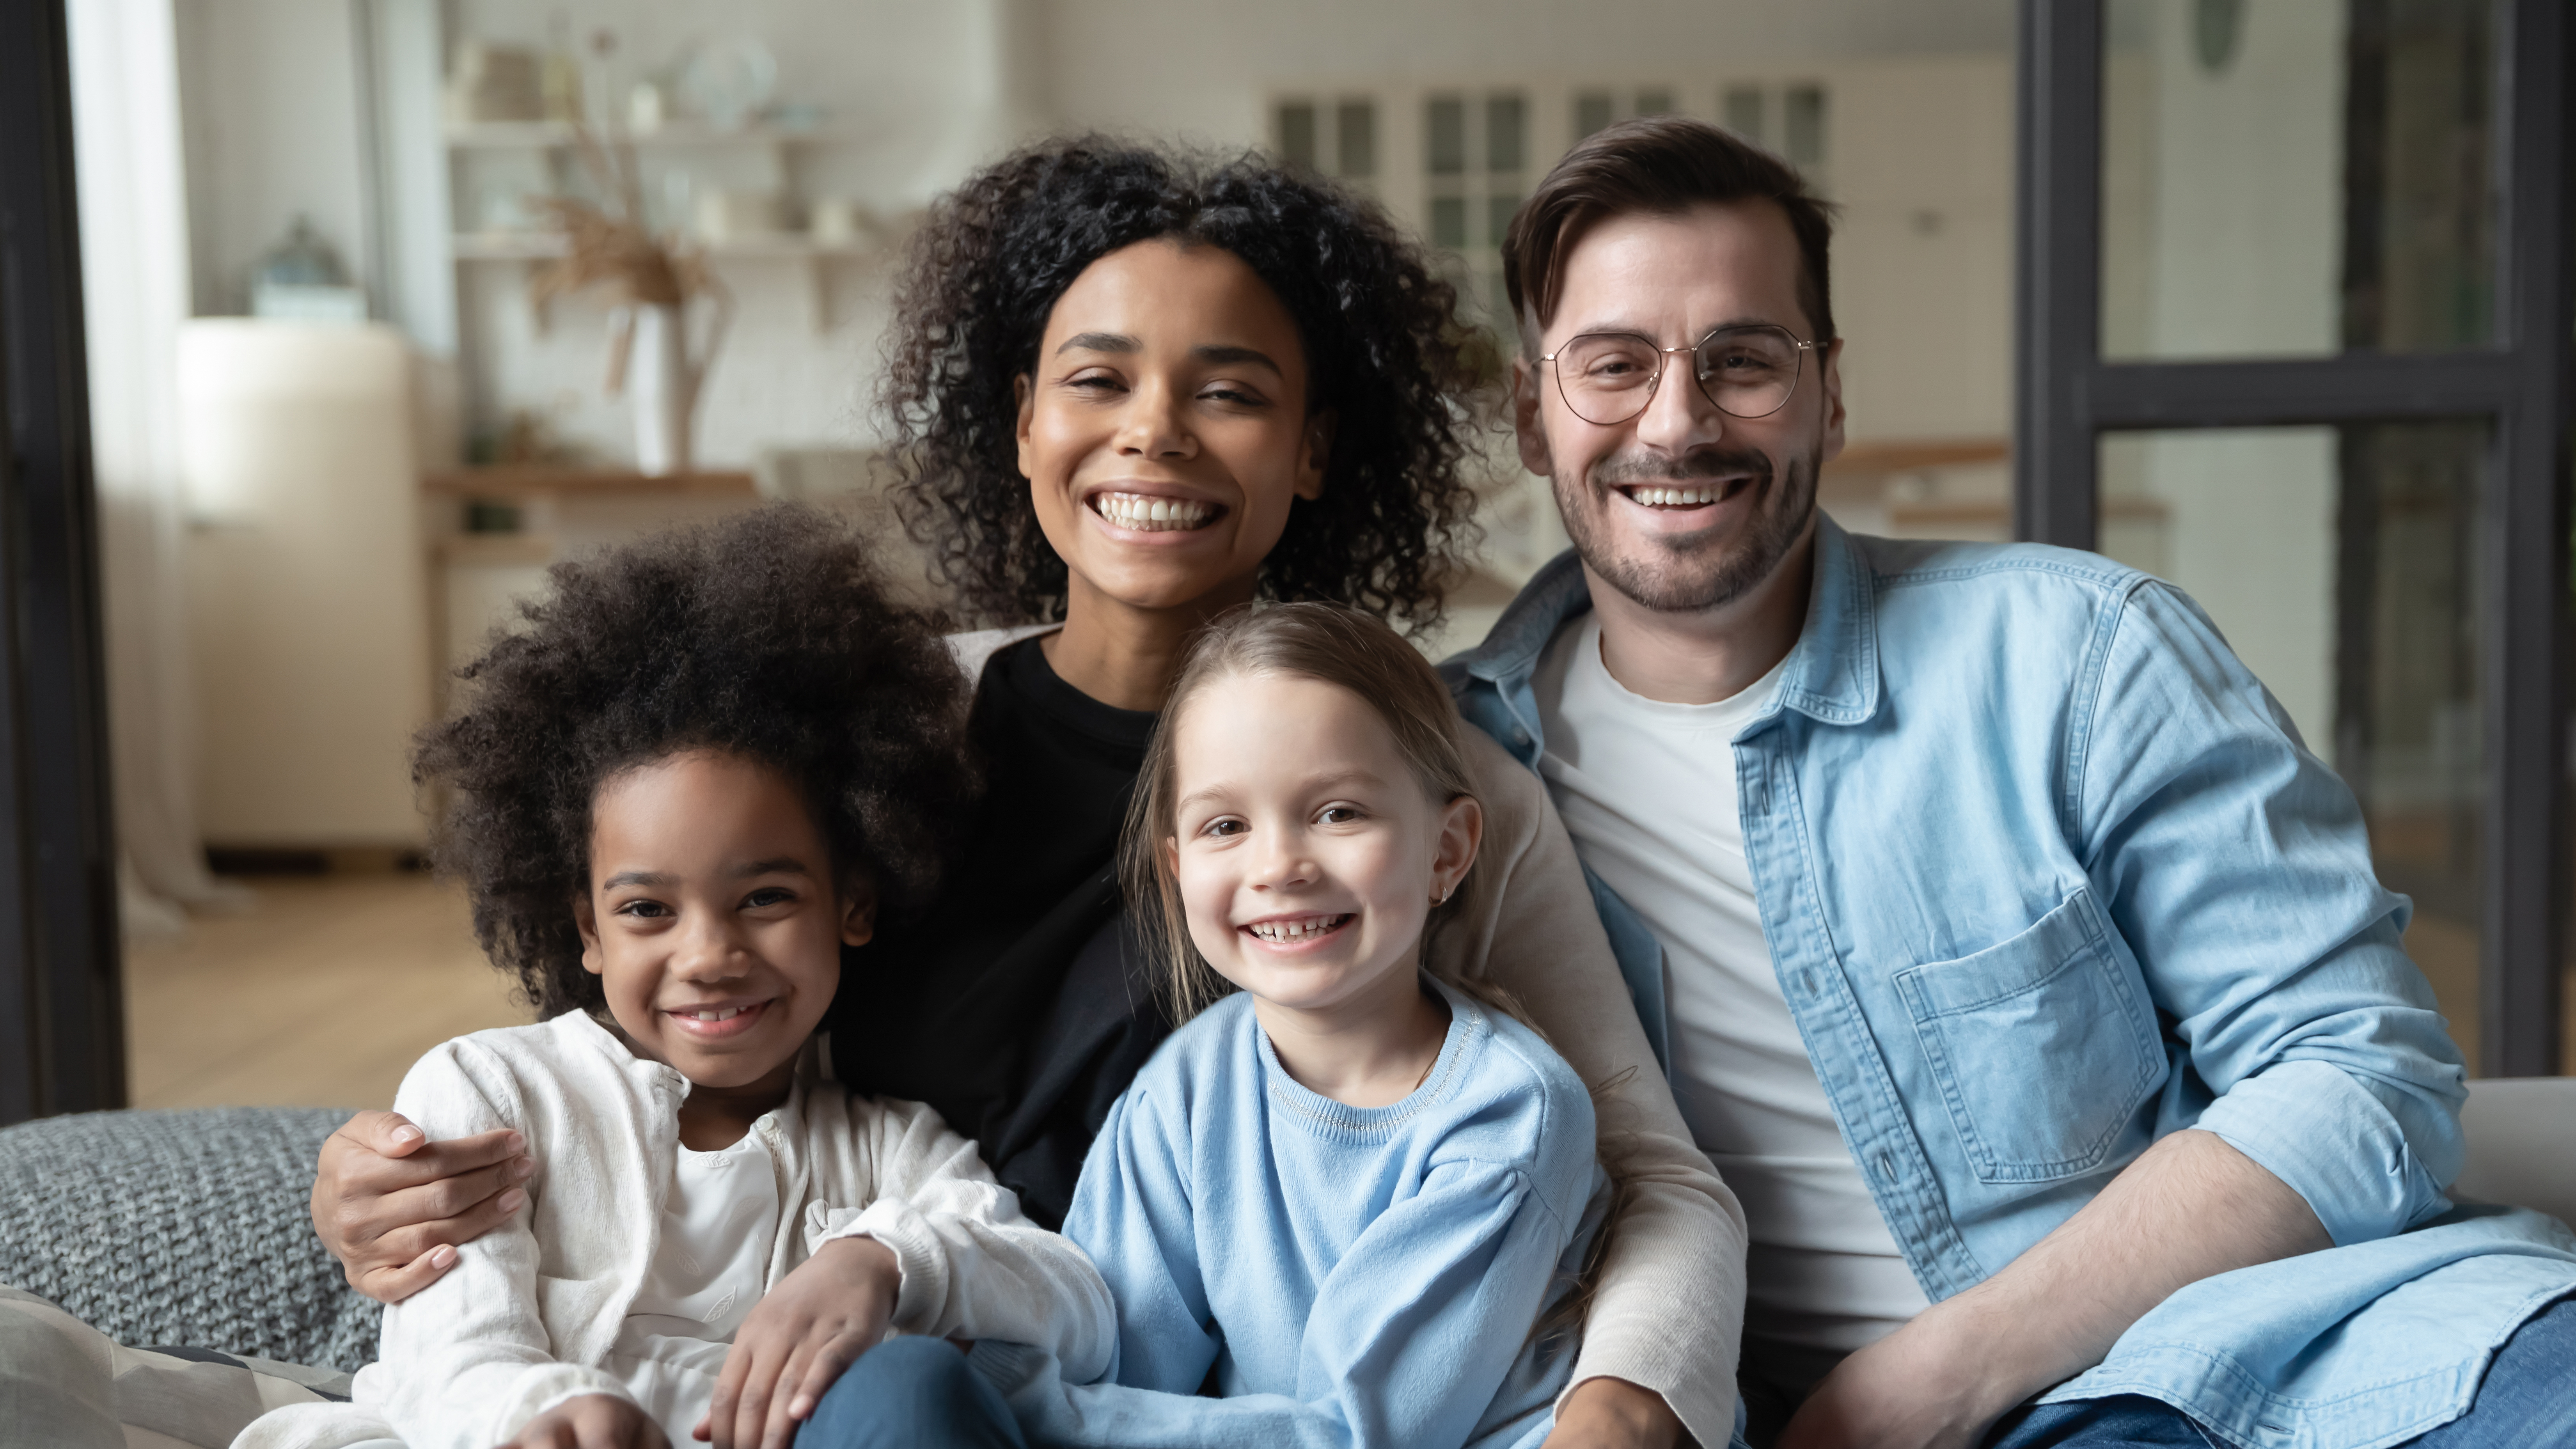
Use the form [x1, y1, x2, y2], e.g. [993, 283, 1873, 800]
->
[0, 1106, 380, 1372]
[8, 1089, 2574, 1355]
[1, 1085, 2568, 1447]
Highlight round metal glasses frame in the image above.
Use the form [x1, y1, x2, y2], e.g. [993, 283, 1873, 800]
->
[1537, 323, 1819, 426]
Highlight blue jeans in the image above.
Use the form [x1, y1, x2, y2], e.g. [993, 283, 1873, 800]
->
[795, 1336, 1025, 1449]
[1984, 1295, 2576, 1448]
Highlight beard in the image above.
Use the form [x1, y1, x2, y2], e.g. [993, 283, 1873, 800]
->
[1552, 432, 1820, 615]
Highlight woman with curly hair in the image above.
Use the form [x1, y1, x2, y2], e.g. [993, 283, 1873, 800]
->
[311, 139, 1744, 1449]
[883, 137, 1481, 640]
[839, 134, 1493, 1226]
[244, 506, 1112, 1449]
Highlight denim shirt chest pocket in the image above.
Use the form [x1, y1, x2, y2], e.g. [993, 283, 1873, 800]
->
[1892, 887, 2166, 1184]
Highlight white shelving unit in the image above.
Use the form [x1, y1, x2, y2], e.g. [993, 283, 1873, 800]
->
[442, 121, 884, 331]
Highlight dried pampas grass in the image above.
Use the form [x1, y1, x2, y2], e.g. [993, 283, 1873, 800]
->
[527, 123, 732, 394]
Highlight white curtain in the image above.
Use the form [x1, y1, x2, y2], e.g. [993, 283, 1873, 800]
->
[67, 0, 250, 936]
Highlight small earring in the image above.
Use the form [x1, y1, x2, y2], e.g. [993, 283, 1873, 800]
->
[1433, 883, 1450, 905]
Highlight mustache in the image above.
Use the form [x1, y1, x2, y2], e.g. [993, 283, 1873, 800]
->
[1591, 445, 1775, 488]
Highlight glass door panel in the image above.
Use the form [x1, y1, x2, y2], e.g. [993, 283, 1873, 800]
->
[2100, 422, 2489, 1063]
[2101, 0, 2497, 360]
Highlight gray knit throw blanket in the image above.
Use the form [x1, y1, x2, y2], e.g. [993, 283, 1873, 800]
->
[0, 1107, 381, 1372]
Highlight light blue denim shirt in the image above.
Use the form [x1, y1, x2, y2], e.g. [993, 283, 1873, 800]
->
[1443, 516, 2576, 1445]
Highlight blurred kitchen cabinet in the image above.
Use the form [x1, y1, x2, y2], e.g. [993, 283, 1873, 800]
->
[420, 466, 761, 699]
[433, 532, 552, 682]
[179, 321, 432, 848]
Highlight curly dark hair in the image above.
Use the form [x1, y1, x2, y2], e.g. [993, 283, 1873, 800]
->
[413, 505, 977, 1019]
[881, 136, 1487, 636]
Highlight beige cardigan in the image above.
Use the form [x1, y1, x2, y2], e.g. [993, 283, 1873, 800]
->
[236, 1011, 1114, 1449]
[953, 626, 1751, 1446]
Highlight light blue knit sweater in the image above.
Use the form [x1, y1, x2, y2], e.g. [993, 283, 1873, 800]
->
[974, 975, 1604, 1449]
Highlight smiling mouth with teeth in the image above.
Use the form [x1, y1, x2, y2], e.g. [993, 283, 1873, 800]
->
[1244, 913, 1353, 943]
[1620, 482, 1742, 508]
[1091, 491, 1217, 532]
[677, 1004, 757, 1022]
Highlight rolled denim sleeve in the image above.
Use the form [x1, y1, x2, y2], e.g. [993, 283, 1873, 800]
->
[2075, 580, 2466, 1245]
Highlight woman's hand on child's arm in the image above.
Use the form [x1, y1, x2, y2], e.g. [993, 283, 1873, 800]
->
[499, 1392, 669, 1449]
[699, 1235, 903, 1449]
[309, 1109, 535, 1303]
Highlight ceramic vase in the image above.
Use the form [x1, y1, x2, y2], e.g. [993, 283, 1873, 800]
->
[630, 303, 703, 476]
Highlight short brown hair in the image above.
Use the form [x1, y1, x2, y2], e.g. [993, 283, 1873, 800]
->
[1120, 602, 1482, 1023]
[1502, 115, 1838, 346]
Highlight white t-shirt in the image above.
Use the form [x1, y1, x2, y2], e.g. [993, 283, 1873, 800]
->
[1535, 615, 1930, 1352]
[605, 1124, 784, 1435]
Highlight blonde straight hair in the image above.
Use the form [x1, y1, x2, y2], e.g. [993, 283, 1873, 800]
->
[1120, 601, 1483, 1025]
[1119, 599, 1630, 1347]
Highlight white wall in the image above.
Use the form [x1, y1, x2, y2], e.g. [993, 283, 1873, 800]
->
[1800, 55, 2016, 442]
[1044, 0, 2012, 142]
[172, 0, 373, 315]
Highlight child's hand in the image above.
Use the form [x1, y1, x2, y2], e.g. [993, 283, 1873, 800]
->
[697, 1234, 901, 1449]
[501, 1392, 668, 1449]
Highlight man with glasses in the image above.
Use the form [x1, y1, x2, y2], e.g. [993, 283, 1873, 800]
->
[1448, 116, 2576, 1449]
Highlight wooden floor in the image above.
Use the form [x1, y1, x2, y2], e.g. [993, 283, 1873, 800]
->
[124, 874, 532, 1111]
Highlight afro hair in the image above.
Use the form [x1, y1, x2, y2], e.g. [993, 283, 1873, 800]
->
[413, 504, 976, 1019]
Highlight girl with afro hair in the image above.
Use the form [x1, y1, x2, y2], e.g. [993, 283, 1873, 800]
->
[311, 138, 1743, 1449]
[244, 505, 1114, 1449]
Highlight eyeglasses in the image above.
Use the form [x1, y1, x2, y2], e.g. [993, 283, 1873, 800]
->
[1538, 323, 1817, 426]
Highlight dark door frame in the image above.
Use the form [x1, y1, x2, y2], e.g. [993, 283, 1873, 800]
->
[0, 0, 126, 1124]
[2015, 0, 2574, 1075]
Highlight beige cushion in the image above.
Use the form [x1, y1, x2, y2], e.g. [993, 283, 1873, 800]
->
[0, 1286, 349, 1449]
[2453, 1077, 2576, 1225]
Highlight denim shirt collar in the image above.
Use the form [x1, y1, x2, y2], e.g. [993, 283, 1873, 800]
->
[1451, 544, 1591, 685]
[1456, 511, 1882, 729]
[1775, 512, 1881, 727]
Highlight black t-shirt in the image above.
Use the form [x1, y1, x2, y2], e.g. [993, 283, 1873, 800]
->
[829, 637, 1171, 1229]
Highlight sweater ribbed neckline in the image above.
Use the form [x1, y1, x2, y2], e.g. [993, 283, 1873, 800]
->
[1255, 976, 1485, 1143]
